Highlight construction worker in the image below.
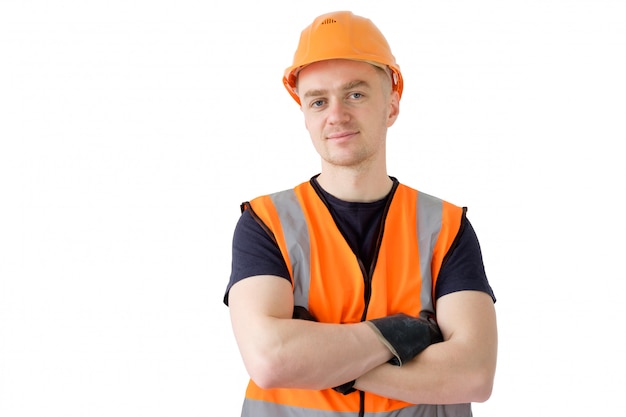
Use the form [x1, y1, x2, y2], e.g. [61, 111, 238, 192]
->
[224, 10, 497, 417]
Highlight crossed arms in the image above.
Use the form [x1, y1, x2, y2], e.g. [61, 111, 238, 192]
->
[228, 274, 497, 405]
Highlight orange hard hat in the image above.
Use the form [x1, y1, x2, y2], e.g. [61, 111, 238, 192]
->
[283, 11, 404, 105]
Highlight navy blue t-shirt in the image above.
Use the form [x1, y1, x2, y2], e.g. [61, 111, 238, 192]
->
[224, 178, 495, 306]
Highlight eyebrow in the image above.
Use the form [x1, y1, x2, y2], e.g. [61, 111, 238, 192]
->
[302, 80, 370, 99]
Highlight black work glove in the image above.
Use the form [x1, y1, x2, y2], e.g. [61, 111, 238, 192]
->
[367, 313, 443, 366]
[291, 306, 357, 395]
[334, 313, 443, 393]
[292, 305, 317, 321]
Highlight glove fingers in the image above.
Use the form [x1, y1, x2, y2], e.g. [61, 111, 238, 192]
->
[292, 306, 317, 321]
[369, 313, 443, 366]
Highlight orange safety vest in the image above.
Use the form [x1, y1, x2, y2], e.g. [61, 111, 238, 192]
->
[240, 180, 471, 417]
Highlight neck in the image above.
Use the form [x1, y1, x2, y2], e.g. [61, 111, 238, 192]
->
[315, 166, 393, 202]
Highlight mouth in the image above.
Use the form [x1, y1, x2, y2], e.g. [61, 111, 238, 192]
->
[326, 130, 359, 141]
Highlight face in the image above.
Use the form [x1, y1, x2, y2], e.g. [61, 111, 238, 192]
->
[296, 59, 400, 171]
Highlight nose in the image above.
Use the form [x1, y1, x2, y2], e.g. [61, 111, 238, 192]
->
[326, 99, 350, 125]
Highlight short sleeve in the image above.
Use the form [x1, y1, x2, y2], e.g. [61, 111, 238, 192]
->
[434, 217, 496, 302]
[223, 209, 291, 306]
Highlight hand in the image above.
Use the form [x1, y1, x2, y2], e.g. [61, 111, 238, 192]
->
[367, 313, 443, 366]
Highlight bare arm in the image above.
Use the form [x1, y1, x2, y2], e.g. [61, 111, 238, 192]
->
[228, 274, 393, 390]
[354, 290, 498, 404]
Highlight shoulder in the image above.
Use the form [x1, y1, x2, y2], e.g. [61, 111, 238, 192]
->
[394, 181, 463, 211]
[395, 183, 466, 237]
[247, 180, 312, 207]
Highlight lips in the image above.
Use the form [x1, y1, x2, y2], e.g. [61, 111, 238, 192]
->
[326, 130, 358, 140]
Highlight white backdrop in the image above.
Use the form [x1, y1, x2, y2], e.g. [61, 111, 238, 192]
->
[1, 1, 625, 416]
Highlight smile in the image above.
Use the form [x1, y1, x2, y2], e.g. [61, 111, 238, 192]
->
[326, 131, 358, 140]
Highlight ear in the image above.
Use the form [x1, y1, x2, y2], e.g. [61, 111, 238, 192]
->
[386, 91, 400, 128]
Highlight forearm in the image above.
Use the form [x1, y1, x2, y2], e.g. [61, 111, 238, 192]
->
[240, 316, 392, 390]
[229, 276, 393, 390]
[355, 335, 497, 404]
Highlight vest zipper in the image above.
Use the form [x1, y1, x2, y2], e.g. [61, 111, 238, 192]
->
[359, 180, 398, 322]
[357, 181, 397, 417]
[310, 177, 399, 417]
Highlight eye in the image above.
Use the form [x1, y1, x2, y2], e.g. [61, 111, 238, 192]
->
[349, 92, 364, 100]
[310, 99, 325, 108]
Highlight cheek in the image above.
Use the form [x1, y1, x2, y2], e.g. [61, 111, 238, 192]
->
[303, 113, 320, 134]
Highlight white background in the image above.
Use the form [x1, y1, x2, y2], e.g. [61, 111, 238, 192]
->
[1, 1, 625, 416]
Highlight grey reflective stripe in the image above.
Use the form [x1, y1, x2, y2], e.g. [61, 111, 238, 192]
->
[416, 191, 443, 316]
[242, 398, 472, 417]
[270, 189, 311, 308]
[242, 399, 354, 417]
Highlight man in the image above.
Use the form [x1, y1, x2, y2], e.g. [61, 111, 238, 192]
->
[224, 10, 497, 417]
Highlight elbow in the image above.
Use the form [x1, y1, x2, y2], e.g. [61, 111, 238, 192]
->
[466, 368, 495, 403]
[245, 351, 292, 389]
[247, 363, 282, 389]
[472, 381, 494, 403]
[465, 339, 497, 403]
